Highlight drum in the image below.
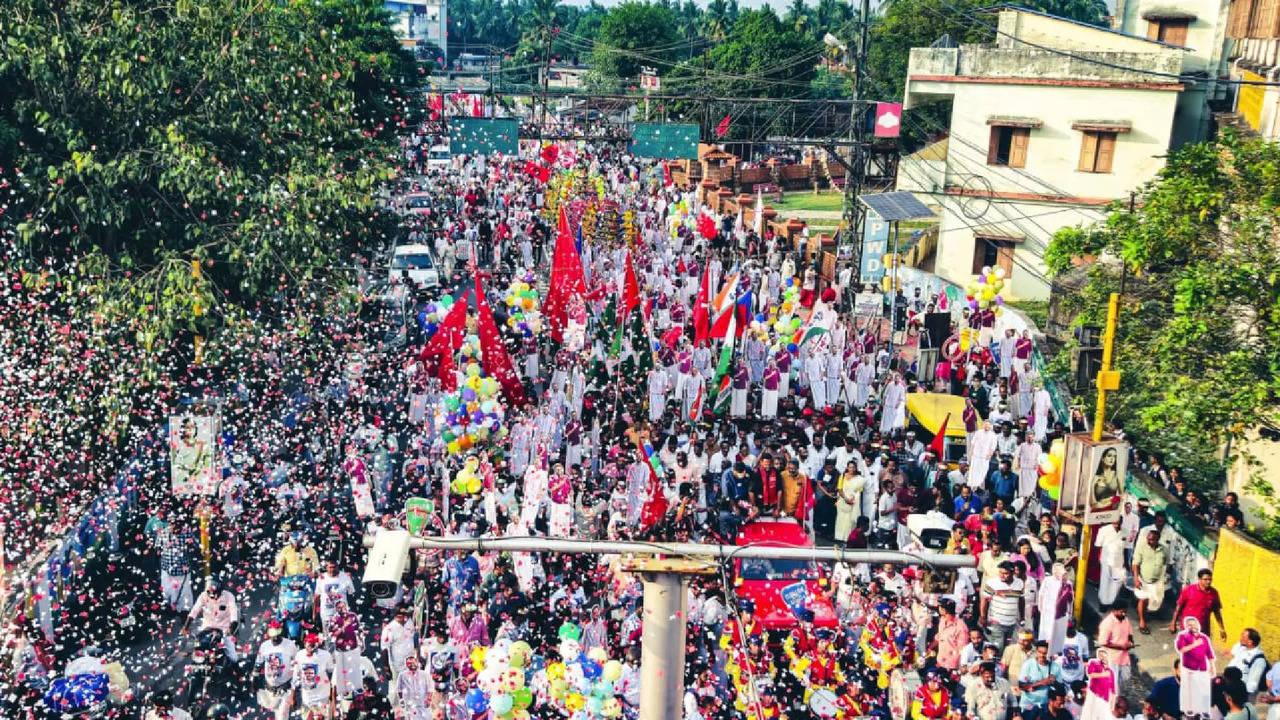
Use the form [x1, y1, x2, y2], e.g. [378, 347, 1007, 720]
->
[808, 688, 840, 718]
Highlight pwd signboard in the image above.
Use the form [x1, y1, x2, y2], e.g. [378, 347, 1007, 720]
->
[630, 123, 699, 160]
[860, 215, 890, 284]
[449, 117, 519, 156]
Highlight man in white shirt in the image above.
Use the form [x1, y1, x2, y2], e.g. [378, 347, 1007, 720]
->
[1227, 628, 1268, 696]
[182, 577, 240, 661]
[314, 560, 354, 633]
[255, 621, 298, 720]
[291, 633, 334, 720]
[380, 607, 417, 700]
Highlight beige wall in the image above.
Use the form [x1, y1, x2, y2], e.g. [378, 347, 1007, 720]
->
[943, 82, 1177, 201]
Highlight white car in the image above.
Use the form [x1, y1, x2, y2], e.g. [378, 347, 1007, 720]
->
[389, 244, 439, 290]
[427, 144, 451, 169]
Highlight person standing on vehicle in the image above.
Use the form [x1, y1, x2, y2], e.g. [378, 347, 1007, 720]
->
[275, 532, 320, 579]
[181, 577, 240, 662]
[255, 621, 298, 720]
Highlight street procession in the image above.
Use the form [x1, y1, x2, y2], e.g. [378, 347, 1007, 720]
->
[3, 1, 1280, 720]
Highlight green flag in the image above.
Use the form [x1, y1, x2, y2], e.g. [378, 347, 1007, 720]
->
[629, 307, 653, 375]
[708, 314, 736, 402]
[598, 295, 619, 356]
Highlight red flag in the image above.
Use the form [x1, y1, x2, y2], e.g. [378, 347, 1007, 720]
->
[637, 439, 668, 529]
[662, 163, 672, 187]
[418, 300, 468, 378]
[692, 264, 711, 346]
[437, 341, 457, 392]
[472, 96, 484, 118]
[622, 252, 641, 318]
[473, 273, 529, 407]
[541, 208, 588, 341]
[715, 114, 731, 138]
[928, 413, 951, 459]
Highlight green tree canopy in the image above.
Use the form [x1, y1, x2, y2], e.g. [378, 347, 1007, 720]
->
[1046, 133, 1280, 512]
[592, 2, 681, 80]
[0, 0, 418, 404]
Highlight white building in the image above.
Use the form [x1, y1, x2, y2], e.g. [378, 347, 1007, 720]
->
[897, 8, 1186, 300]
[1112, 0, 1233, 145]
[385, 0, 447, 59]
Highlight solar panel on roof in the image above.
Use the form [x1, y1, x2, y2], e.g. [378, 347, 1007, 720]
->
[857, 191, 935, 222]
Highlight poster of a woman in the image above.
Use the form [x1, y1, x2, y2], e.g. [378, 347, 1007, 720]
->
[1085, 442, 1126, 524]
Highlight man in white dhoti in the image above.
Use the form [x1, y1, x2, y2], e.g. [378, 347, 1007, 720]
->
[805, 349, 827, 410]
[824, 350, 842, 408]
[967, 421, 997, 489]
[854, 355, 874, 409]
[879, 374, 907, 434]
[998, 329, 1017, 379]
[646, 368, 667, 424]
[1096, 517, 1127, 606]
[1032, 385, 1051, 440]
[1015, 432, 1041, 499]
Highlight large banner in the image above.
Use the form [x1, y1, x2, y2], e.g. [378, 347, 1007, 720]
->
[169, 415, 219, 496]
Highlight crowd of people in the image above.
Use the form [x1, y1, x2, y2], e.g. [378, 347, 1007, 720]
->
[2, 121, 1275, 720]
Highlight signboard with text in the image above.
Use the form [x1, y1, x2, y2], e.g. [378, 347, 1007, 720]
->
[860, 214, 890, 284]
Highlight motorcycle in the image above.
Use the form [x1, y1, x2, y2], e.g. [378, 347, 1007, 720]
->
[178, 628, 232, 714]
[278, 574, 315, 640]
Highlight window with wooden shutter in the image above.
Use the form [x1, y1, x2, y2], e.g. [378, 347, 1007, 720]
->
[1078, 131, 1117, 173]
[1008, 128, 1029, 168]
[973, 237, 1015, 279]
[987, 126, 1029, 168]
[1148, 19, 1189, 45]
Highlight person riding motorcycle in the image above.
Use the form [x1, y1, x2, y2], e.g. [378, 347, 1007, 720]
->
[275, 532, 320, 579]
[181, 576, 241, 662]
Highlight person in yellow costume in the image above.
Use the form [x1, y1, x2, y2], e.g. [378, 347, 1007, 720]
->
[726, 635, 776, 713]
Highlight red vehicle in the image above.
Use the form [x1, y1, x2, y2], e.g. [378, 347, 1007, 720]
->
[732, 518, 839, 632]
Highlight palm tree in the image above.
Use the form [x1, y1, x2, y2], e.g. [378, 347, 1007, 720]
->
[786, 0, 812, 33]
[704, 0, 729, 43]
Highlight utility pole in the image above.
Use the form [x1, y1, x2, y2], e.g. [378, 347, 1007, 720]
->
[367, 534, 975, 720]
[1073, 292, 1122, 620]
[841, 0, 872, 284]
[538, 24, 553, 142]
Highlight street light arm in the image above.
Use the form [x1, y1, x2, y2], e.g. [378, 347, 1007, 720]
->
[362, 534, 976, 569]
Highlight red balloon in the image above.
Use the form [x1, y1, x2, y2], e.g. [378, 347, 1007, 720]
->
[540, 145, 559, 164]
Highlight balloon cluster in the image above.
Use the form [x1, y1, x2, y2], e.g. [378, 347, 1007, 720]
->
[438, 335, 507, 457]
[667, 200, 692, 238]
[466, 639, 537, 720]
[504, 272, 542, 338]
[743, 277, 802, 351]
[417, 293, 458, 337]
[965, 266, 1007, 314]
[545, 624, 626, 718]
[1037, 438, 1066, 500]
[451, 456, 484, 496]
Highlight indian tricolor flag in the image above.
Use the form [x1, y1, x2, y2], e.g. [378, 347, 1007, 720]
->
[796, 302, 835, 349]
[708, 266, 740, 340]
